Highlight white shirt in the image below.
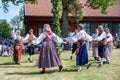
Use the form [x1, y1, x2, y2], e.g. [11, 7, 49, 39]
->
[96, 31, 106, 41]
[106, 33, 113, 42]
[24, 34, 36, 43]
[66, 30, 93, 44]
[33, 33, 64, 45]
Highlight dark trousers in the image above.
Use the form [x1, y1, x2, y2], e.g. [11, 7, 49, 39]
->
[98, 45, 106, 58]
[72, 43, 77, 54]
[27, 44, 35, 55]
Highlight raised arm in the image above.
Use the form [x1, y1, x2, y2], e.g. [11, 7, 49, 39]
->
[11, 29, 17, 39]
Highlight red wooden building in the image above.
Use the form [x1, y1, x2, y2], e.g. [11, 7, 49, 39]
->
[25, 0, 120, 37]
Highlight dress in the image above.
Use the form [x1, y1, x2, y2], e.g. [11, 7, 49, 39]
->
[104, 33, 113, 62]
[33, 31, 64, 68]
[92, 34, 99, 58]
[66, 30, 93, 66]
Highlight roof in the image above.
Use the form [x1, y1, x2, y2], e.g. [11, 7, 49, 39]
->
[25, 0, 120, 17]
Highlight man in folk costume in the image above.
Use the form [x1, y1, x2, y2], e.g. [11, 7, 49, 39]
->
[11, 27, 24, 65]
[24, 29, 36, 62]
[93, 25, 107, 67]
[32, 24, 66, 74]
[104, 28, 113, 64]
[65, 23, 92, 72]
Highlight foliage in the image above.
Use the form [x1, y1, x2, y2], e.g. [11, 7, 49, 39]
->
[0, 20, 11, 38]
[67, 0, 83, 23]
[86, 0, 117, 14]
[0, 0, 37, 13]
[51, 0, 62, 54]
[10, 15, 22, 29]
[19, 26, 25, 36]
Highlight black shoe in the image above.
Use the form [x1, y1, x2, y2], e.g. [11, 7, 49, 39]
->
[40, 71, 45, 74]
[15, 62, 20, 65]
[87, 63, 91, 69]
[70, 56, 73, 60]
[28, 58, 33, 63]
[59, 66, 63, 71]
[98, 64, 102, 68]
[103, 61, 109, 64]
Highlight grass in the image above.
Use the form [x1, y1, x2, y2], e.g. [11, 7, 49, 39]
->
[0, 49, 120, 80]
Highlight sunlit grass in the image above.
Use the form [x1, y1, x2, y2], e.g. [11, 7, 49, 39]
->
[0, 49, 120, 80]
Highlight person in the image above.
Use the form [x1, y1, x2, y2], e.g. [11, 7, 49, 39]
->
[32, 24, 65, 74]
[114, 33, 119, 48]
[11, 27, 24, 65]
[65, 23, 92, 72]
[93, 25, 107, 67]
[70, 29, 78, 60]
[92, 29, 99, 61]
[24, 29, 36, 62]
[104, 28, 113, 64]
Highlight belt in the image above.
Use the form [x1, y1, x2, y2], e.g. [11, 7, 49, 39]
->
[78, 40, 86, 43]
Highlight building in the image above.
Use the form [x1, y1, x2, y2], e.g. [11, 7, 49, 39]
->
[25, 0, 120, 38]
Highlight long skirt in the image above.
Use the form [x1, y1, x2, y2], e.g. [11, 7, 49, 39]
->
[92, 41, 99, 58]
[13, 45, 23, 62]
[76, 42, 88, 66]
[105, 42, 113, 62]
[36, 37, 62, 68]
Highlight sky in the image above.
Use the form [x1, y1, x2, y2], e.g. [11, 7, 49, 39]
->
[0, 2, 23, 23]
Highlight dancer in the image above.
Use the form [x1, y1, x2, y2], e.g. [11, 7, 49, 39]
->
[104, 28, 113, 64]
[65, 23, 92, 72]
[24, 29, 36, 62]
[93, 25, 107, 67]
[32, 24, 65, 74]
[70, 29, 78, 60]
[11, 27, 24, 65]
[92, 29, 99, 61]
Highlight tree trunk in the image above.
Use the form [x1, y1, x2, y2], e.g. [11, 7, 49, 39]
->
[62, 0, 70, 50]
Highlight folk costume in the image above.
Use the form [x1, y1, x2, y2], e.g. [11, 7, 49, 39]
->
[11, 29, 23, 65]
[104, 29, 113, 64]
[95, 29, 107, 67]
[92, 33, 99, 61]
[33, 24, 64, 73]
[24, 32, 36, 62]
[66, 24, 93, 72]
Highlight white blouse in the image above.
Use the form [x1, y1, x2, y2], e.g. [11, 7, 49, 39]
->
[66, 30, 93, 44]
[106, 33, 113, 42]
[11, 29, 23, 40]
[32, 33, 64, 45]
[96, 32, 106, 41]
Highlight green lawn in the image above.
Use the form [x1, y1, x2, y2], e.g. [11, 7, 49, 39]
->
[0, 49, 120, 80]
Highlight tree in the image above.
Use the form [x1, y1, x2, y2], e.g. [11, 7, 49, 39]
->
[61, 0, 117, 38]
[0, 0, 37, 13]
[0, 20, 11, 38]
[10, 15, 21, 29]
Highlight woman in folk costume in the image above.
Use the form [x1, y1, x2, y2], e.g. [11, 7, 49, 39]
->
[66, 23, 93, 72]
[93, 25, 107, 67]
[92, 29, 99, 61]
[104, 28, 113, 64]
[24, 29, 36, 62]
[33, 24, 65, 74]
[11, 27, 24, 65]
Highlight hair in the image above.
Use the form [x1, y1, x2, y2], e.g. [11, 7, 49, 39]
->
[43, 24, 52, 32]
[16, 30, 21, 34]
[105, 28, 110, 32]
[98, 25, 103, 29]
[77, 23, 84, 30]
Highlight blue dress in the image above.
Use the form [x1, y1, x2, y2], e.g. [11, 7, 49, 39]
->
[76, 42, 88, 66]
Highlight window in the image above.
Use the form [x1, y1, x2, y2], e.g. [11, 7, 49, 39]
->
[81, 22, 94, 35]
[115, 23, 120, 38]
[98, 22, 112, 33]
